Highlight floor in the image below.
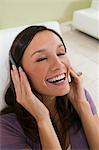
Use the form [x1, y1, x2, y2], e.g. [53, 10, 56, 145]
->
[60, 22, 99, 114]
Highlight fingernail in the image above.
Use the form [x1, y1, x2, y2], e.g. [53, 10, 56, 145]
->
[12, 65, 16, 70]
[19, 66, 22, 72]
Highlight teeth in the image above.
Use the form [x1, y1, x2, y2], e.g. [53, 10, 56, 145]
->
[47, 74, 65, 83]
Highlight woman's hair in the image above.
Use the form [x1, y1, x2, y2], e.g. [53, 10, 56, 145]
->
[1, 26, 81, 148]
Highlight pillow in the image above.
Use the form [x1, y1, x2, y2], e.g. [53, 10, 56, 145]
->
[0, 21, 61, 111]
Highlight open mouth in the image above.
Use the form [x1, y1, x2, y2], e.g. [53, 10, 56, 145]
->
[47, 73, 66, 84]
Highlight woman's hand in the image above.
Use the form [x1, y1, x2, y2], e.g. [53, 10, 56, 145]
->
[11, 65, 49, 123]
[68, 68, 99, 149]
[67, 67, 90, 116]
[11, 65, 62, 149]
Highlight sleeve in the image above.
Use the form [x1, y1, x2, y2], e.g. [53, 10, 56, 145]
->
[84, 89, 97, 115]
[0, 114, 27, 150]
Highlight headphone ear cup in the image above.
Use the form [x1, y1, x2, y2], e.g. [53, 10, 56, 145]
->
[9, 51, 19, 68]
[9, 51, 16, 66]
[68, 74, 71, 83]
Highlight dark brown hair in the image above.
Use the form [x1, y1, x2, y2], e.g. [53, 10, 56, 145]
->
[1, 26, 81, 149]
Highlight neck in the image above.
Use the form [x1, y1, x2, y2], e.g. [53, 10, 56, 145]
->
[42, 95, 56, 116]
[33, 89, 57, 116]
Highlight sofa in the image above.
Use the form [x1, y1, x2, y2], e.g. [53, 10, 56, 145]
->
[0, 21, 61, 111]
[72, 0, 99, 39]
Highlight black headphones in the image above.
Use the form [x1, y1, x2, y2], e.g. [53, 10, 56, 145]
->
[9, 51, 19, 68]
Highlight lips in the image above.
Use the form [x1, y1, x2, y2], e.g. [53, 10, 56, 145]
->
[47, 73, 66, 83]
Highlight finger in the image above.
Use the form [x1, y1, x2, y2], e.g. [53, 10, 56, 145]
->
[67, 68, 71, 82]
[19, 67, 32, 95]
[70, 67, 82, 77]
[68, 68, 83, 85]
[11, 65, 22, 100]
[18, 67, 27, 99]
[69, 68, 79, 79]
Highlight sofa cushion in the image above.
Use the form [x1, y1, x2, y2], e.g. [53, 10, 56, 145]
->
[91, 0, 99, 10]
[72, 8, 99, 39]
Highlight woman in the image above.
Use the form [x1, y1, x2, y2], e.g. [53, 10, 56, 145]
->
[0, 26, 99, 150]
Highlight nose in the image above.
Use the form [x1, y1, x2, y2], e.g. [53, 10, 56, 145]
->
[50, 56, 64, 71]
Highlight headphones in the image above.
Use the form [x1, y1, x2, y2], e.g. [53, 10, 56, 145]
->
[9, 51, 19, 68]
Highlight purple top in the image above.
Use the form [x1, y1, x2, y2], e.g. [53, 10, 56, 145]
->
[0, 90, 97, 150]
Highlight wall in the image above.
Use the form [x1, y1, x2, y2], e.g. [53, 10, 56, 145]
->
[0, 0, 91, 29]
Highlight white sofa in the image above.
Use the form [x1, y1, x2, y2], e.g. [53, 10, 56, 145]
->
[0, 21, 61, 111]
[72, 0, 99, 39]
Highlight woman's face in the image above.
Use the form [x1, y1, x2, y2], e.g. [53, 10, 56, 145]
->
[22, 30, 71, 97]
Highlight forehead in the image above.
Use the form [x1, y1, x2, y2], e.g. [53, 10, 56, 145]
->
[29, 30, 62, 48]
[23, 30, 63, 58]
[34, 30, 61, 39]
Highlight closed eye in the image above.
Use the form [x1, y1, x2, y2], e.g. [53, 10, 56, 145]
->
[57, 52, 66, 56]
[36, 57, 47, 62]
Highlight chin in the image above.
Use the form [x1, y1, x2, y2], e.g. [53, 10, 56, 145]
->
[53, 86, 70, 97]
[57, 90, 70, 96]
[37, 84, 70, 97]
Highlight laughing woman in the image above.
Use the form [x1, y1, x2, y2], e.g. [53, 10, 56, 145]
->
[0, 26, 99, 150]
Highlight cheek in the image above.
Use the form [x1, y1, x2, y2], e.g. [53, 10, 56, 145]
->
[64, 56, 72, 69]
[30, 72, 47, 94]
[28, 70, 44, 92]
[27, 66, 47, 85]
[67, 58, 72, 68]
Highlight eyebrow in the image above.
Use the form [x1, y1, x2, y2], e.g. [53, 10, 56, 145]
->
[31, 43, 64, 57]
[31, 49, 46, 57]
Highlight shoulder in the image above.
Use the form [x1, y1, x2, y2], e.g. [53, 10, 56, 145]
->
[84, 89, 97, 115]
[0, 112, 17, 123]
[0, 113, 27, 149]
[0, 113, 25, 136]
[0, 113, 18, 128]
